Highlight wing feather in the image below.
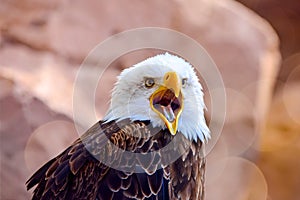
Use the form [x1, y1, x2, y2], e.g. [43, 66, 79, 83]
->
[26, 119, 205, 200]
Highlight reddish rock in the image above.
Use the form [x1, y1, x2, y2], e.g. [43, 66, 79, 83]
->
[0, 0, 282, 199]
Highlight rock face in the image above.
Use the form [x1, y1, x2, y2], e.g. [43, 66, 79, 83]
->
[0, 0, 281, 199]
[257, 82, 300, 200]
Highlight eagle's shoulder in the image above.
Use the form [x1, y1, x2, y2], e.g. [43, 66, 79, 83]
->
[26, 119, 168, 199]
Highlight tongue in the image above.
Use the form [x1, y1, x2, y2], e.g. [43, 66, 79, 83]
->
[161, 104, 175, 122]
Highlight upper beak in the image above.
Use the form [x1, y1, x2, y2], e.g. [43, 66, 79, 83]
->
[150, 71, 183, 135]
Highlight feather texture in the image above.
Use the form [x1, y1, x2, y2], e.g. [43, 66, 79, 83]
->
[26, 119, 205, 200]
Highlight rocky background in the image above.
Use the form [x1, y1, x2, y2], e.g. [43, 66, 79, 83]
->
[0, 0, 299, 199]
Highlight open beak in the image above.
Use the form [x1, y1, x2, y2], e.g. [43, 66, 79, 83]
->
[150, 72, 183, 135]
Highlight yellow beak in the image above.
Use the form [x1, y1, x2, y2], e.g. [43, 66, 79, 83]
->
[150, 72, 183, 135]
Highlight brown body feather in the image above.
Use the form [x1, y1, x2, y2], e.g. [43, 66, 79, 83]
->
[26, 120, 205, 200]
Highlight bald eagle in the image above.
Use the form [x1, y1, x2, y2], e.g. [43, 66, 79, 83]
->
[26, 53, 210, 200]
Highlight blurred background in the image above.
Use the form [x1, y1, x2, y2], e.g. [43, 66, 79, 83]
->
[0, 0, 299, 199]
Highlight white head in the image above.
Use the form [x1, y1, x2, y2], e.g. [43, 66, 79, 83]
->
[104, 53, 210, 142]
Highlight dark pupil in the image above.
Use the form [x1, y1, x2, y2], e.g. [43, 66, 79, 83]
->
[146, 79, 154, 86]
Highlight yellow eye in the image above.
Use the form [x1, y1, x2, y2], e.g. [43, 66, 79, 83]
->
[182, 78, 188, 86]
[145, 78, 155, 88]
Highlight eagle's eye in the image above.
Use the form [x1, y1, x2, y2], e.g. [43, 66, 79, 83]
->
[182, 78, 188, 87]
[145, 78, 155, 88]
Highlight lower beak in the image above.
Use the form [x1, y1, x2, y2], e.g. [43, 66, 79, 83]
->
[150, 72, 183, 135]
